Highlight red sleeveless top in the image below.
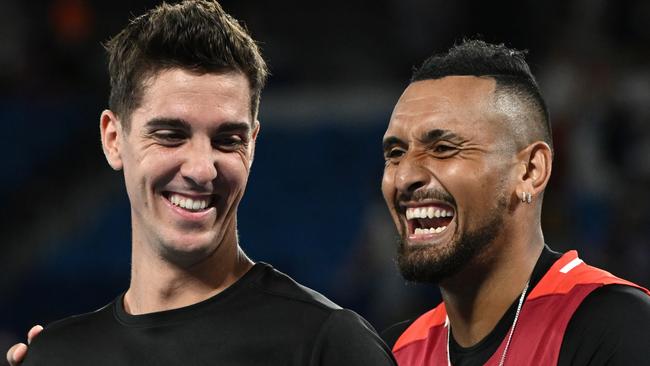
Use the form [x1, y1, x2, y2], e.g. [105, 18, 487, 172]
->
[392, 251, 650, 365]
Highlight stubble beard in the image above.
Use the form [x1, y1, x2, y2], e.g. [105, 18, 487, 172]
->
[397, 194, 508, 284]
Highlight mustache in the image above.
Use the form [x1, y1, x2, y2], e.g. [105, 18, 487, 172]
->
[397, 188, 456, 207]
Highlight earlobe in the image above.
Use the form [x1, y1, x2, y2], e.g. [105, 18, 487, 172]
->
[100, 110, 124, 171]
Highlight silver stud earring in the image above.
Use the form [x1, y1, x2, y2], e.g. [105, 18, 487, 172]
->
[521, 192, 532, 204]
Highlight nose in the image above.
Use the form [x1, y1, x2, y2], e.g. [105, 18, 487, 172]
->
[394, 155, 429, 196]
[180, 139, 217, 187]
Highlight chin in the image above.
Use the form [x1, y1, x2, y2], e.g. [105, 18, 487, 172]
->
[397, 219, 503, 283]
[157, 234, 222, 266]
[397, 237, 464, 284]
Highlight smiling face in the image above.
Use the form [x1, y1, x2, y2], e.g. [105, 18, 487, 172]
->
[382, 76, 519, 283]
[101, 68, 257, 267]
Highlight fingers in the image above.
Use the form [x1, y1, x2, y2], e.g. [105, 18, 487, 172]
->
[6, 343, 27, 366]
[27, 325, 43, 344]
[6, 325, 43, 366]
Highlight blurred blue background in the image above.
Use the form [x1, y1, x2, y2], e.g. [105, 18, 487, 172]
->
[2, 0, 650, 359]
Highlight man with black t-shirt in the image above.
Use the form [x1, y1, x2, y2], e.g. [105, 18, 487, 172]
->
[380, 40, 650, 365]
[6, 1, 396, 365]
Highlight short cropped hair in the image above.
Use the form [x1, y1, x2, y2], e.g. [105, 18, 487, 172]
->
[412, 39, 552, 151]
[105, 0, 268, 129]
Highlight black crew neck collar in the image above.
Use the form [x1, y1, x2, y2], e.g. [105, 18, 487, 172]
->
[113, 262, 270, 327]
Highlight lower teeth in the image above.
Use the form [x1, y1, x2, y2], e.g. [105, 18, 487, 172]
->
[414, 227, 446, 235]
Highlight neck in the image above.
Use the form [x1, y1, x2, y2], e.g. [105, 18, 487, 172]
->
[124, 230, 253, 315]
[440, 227, 544, 347]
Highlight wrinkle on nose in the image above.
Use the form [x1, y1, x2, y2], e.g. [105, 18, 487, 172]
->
[395, 157, 428, 195]
[180, 142, 217, 186]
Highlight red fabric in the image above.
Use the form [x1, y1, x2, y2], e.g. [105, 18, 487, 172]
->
[392, 251, 650, 365]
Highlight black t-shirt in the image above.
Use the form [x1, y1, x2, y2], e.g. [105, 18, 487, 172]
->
[382, 246, 650, 365]
[24, 263, 396, 366]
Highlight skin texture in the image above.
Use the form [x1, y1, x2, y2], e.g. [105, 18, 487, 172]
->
[383, 77, 513, 284]
[101, 68, 259, 314]
[382, 76, 552, 346]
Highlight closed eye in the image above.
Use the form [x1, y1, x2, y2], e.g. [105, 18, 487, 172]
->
[213, 135, 246, 151]
[384, 147, 406, 162]
[152, 129, 186, 145]
[432, 143, 458, 157]
[434, 144, 454, 152]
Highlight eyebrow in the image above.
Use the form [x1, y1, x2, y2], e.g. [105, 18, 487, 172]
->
[215, 121, 251, 134]
[419, 129, 463, 144]
[382, 136, 405, 152]
[144, 118, 251, 134]
[382, 129, 463, 151]
[144, 117, 191, 132]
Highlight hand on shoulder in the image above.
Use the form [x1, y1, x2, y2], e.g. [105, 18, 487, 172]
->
[6, 325, 42, 366]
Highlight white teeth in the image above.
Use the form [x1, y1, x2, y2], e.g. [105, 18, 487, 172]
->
[168, 193, 210, 211]
[413, 226, 448, 236]
[406, 206, 454, 219]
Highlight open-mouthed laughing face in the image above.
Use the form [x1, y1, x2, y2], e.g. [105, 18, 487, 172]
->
[381, 76, 517, 283]
[101, 68, 258, 267]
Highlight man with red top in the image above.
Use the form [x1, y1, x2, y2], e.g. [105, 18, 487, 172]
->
[380, 39, 650, 365]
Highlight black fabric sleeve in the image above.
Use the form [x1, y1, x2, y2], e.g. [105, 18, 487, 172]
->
[310, 309, 397, 366]
[558, 285, 650, 366]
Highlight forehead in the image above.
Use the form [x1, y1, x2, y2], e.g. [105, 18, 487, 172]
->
[133, 68, 253, 126]
[385, 76, 502, 140]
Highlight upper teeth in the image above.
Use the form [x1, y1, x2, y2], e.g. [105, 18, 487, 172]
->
[406, 206, 453, 220]
[169, 193, 210, 211]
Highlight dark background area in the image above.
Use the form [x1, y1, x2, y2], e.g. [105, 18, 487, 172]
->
[2, 0, 650, 360]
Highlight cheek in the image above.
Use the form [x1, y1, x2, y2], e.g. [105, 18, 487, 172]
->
[139, 151, 181, 184]
[445, 163, 506, 207]
[217, 153, 252, 192]
[236, 148, 253, 170]
[381, 169, 395, 202]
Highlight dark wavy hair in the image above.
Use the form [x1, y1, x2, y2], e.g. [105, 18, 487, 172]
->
[105, 0, 268, 129]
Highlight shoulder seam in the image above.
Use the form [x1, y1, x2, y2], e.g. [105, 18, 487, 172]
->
[250, 281, 341, 312]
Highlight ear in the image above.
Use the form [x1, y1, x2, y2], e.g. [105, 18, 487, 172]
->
[100, 110, 124, 171]
[248, 120, 260, 169]
[515, 141, 552, 203]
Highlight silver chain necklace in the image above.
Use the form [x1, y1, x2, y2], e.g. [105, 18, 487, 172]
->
[446, 281, 530, 366]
